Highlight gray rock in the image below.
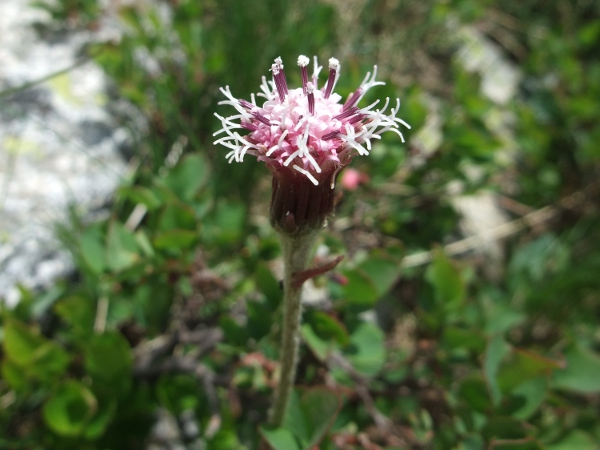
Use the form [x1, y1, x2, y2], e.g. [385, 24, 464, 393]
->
[0, 1, 129, 305]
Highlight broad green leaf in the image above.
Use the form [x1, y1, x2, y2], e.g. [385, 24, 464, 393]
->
[301, 387, 341, 448]
[301, 323, 330, 362]
[484, 300, 526, 335]
[282, 389, 310, 443]
[152, 229, 197, 249]
[358, 255, 400, 297]
[306, 311, 349, 348]
[484, 335, 511, 406]
[80, 224, 106, 274]
[260, 427, 301, 450]
[281, 387, 341, 449]
[497, 349, 561, 393]
[84, 399, 117, 439]
[157, 203, 197, 231]
[247, 301, 272, 341]
[1, 359, 27, 391]
[481, 417, 528, 442]
[30, 341, 71, 383]
[54, 296, 95, 337]
[3, 319, 45, 366]
[553, 344, 600, 393]
[134, 230, 155, 258]
[425, 249, 465, 309]
[546, 430, 599, 450]
[84, 331, 132, 395]
[341, 270, 379, 307]
[120, 185, 162, 210]
[255, 263, 282, 310]
[203, 200, 246, 245]
[458, 376, 491, 413]
[3, 318, 70, 384]
[163, 153, 209, 202]
[43, 381, 97, 436]
[105, 221, 139, 272]
[346, 322, 385, 377]
[509, 378, 548, 420]
[442, 326, 486, 353]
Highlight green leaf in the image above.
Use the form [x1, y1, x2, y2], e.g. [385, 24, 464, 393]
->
[546, 430, 599, 450]
[458, 376, 491, 413]
[553, 344, 600, 393]
[247, 301, 272, 341]
[84, 332, 132, 395]
[54, 295, 95, 337]
[3, 319, 45, 366]
[443, 326, 486, 353]
[152, 229, 198, 250]
[358, 255, 400, 297]
[346, 322, 385, 377]
[84, 399, 117, 439]
[80, 224, 106, 274]
[260, 427, 301, 450]
[484, 335, 511, 406]
[306, 311, 349, 348]
[157, 203, 197, 231]
[282, 389, 310, 443]
[120, 185, 162, 210]
[163, 154, 209, 202]
[497, 349, 561, 393]
[1, 359, 27, 391]
[425, 249, 465, 309]
[255, 263, 282, 310]
[156, 375, 201, 415]
[300, 387, 341, 447]
[43, 381, 97, 436]
[105, 220, 139, 272]
[508, 378, 548, 420]
[341, 269, 379, 307]
[281, 387, 341, 449]
[301, 323, 330, 362]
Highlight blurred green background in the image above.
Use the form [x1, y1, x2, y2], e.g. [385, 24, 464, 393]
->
[2, 0, 600, 448]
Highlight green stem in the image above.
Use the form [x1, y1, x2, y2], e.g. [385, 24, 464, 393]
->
[268, 230, 318, 427]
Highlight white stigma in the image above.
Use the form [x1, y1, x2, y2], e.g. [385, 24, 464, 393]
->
[297, 55, 310, 67]
[306, 81, 314, 94]
[274, 56, 284, 68]
[270, 63, 280, 75]
[328, 57, 340, 70]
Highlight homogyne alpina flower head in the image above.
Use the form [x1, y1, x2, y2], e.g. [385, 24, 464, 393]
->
[214, 55, 411, 234]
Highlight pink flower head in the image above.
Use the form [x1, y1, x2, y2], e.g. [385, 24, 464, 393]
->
[214, 56, 410, 234]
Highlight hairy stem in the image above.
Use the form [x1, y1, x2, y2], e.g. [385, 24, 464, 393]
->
[269, 231, 318, 427]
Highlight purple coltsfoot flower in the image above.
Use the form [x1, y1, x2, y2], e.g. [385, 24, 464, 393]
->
[214, 55, 410, 235]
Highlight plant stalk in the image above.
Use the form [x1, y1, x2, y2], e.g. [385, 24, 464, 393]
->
[268, 230, 318, 427]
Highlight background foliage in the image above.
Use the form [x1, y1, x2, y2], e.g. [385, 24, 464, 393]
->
[2, 0, 600, 448]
